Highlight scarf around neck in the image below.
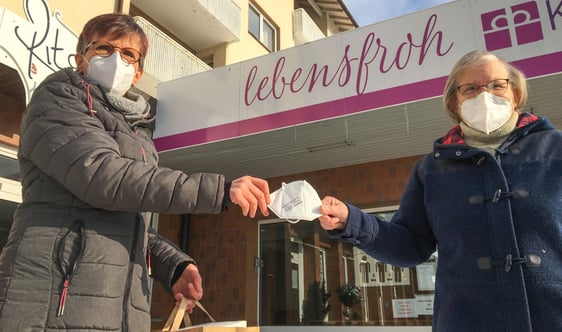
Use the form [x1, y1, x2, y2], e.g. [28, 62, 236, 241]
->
[440, 112, 539, 146]
[460, 111, 519, 153]
[105, 91, 151, 123]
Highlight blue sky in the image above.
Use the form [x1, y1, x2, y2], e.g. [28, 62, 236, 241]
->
[342, 0, 454, 26]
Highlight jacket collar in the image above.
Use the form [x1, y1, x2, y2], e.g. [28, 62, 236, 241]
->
[431, 113, 553, 161]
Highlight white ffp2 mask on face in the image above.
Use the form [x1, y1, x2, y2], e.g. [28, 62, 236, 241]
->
[460, 91, 513, 134]
[268, 180, 322, 223]
[86, 52, 136, 96]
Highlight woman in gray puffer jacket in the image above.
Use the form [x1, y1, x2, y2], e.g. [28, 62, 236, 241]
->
[0, 13, 270, 332]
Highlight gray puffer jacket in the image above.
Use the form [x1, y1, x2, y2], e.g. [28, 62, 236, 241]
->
[0, 68, 226, 331]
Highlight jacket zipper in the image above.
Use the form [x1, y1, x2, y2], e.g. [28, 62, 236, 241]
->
[147, 248, 152, 276]
[56, 220, 85, 316]
[57, 278, 70, 316]
[121, 215, 142, 329]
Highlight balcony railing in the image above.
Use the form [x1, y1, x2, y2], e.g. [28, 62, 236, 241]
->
[134, 16, 211, 84]
[293, 8, 325, 45]
[132, 0, 241, 51]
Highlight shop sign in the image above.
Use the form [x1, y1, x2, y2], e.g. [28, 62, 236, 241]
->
[154, 0, 562, 152]
[0, 0, 77, 102]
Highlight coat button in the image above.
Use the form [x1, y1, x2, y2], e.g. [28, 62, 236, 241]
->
[455, 151, 462, 156]
[510, 147, 521, 154]
[527, 255, 542, 266]
[434, 152, 440, 158]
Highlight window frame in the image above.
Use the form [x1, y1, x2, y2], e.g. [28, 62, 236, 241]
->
[248, 2, 278, 52]
[257, 204, 435, 327]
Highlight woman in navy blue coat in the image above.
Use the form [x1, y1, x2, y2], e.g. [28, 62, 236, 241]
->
[319, 50, 562, 332]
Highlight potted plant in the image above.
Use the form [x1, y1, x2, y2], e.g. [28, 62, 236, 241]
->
[337, 283, 361, 324]
[301, 280, 331, 325]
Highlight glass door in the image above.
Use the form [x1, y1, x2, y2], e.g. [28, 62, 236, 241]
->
[258, 208, 436, 327]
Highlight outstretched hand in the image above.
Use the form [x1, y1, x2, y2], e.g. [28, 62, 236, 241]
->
[318, 196, 349, 230]
[230, 176, 271, 218]
[171, 263, 203, 313]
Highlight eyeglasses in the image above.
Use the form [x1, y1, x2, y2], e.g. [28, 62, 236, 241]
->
[85, 41, 143, 65]
[456, 79, 509, 98]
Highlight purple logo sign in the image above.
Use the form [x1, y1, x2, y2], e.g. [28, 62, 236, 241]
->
[481, 1, 544, 50]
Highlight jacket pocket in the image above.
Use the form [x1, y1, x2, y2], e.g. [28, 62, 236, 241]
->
[55, 219, 85, 316]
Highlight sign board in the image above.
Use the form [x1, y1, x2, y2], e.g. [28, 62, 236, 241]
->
[154, 0, 562, 151]
[354, 247, 411, 287]
[0, 1, 77, 102]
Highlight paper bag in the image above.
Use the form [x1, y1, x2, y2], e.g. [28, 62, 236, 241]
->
[160, 297, 260, 332]
[175, 326, 259, 332]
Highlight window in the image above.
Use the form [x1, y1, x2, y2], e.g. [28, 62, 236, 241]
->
[258, 207, 436, 327]
[0, 146, 20, 250]
[248, 3, 277, 52]
[0, 154, 20, 181]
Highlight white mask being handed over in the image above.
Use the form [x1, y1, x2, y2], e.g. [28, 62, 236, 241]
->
[85, 52, 136, 96]
[460, 91, 513, 135]
[268, 180, 322, 223]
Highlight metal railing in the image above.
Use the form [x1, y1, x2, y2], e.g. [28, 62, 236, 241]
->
[293, 8, 325, 45]
[134, 16, 211, 83]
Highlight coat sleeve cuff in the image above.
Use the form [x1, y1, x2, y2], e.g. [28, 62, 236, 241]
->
[171, 261, 195, 287]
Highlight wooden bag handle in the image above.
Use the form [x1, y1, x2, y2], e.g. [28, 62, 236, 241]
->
[162, 297, 190, 331]
[162, 297, 216, 331]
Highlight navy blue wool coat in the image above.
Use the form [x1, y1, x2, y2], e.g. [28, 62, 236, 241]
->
[330, 114, 562, 332]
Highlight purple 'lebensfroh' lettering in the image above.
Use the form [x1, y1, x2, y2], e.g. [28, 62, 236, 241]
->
[244, 14, 453, 107]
